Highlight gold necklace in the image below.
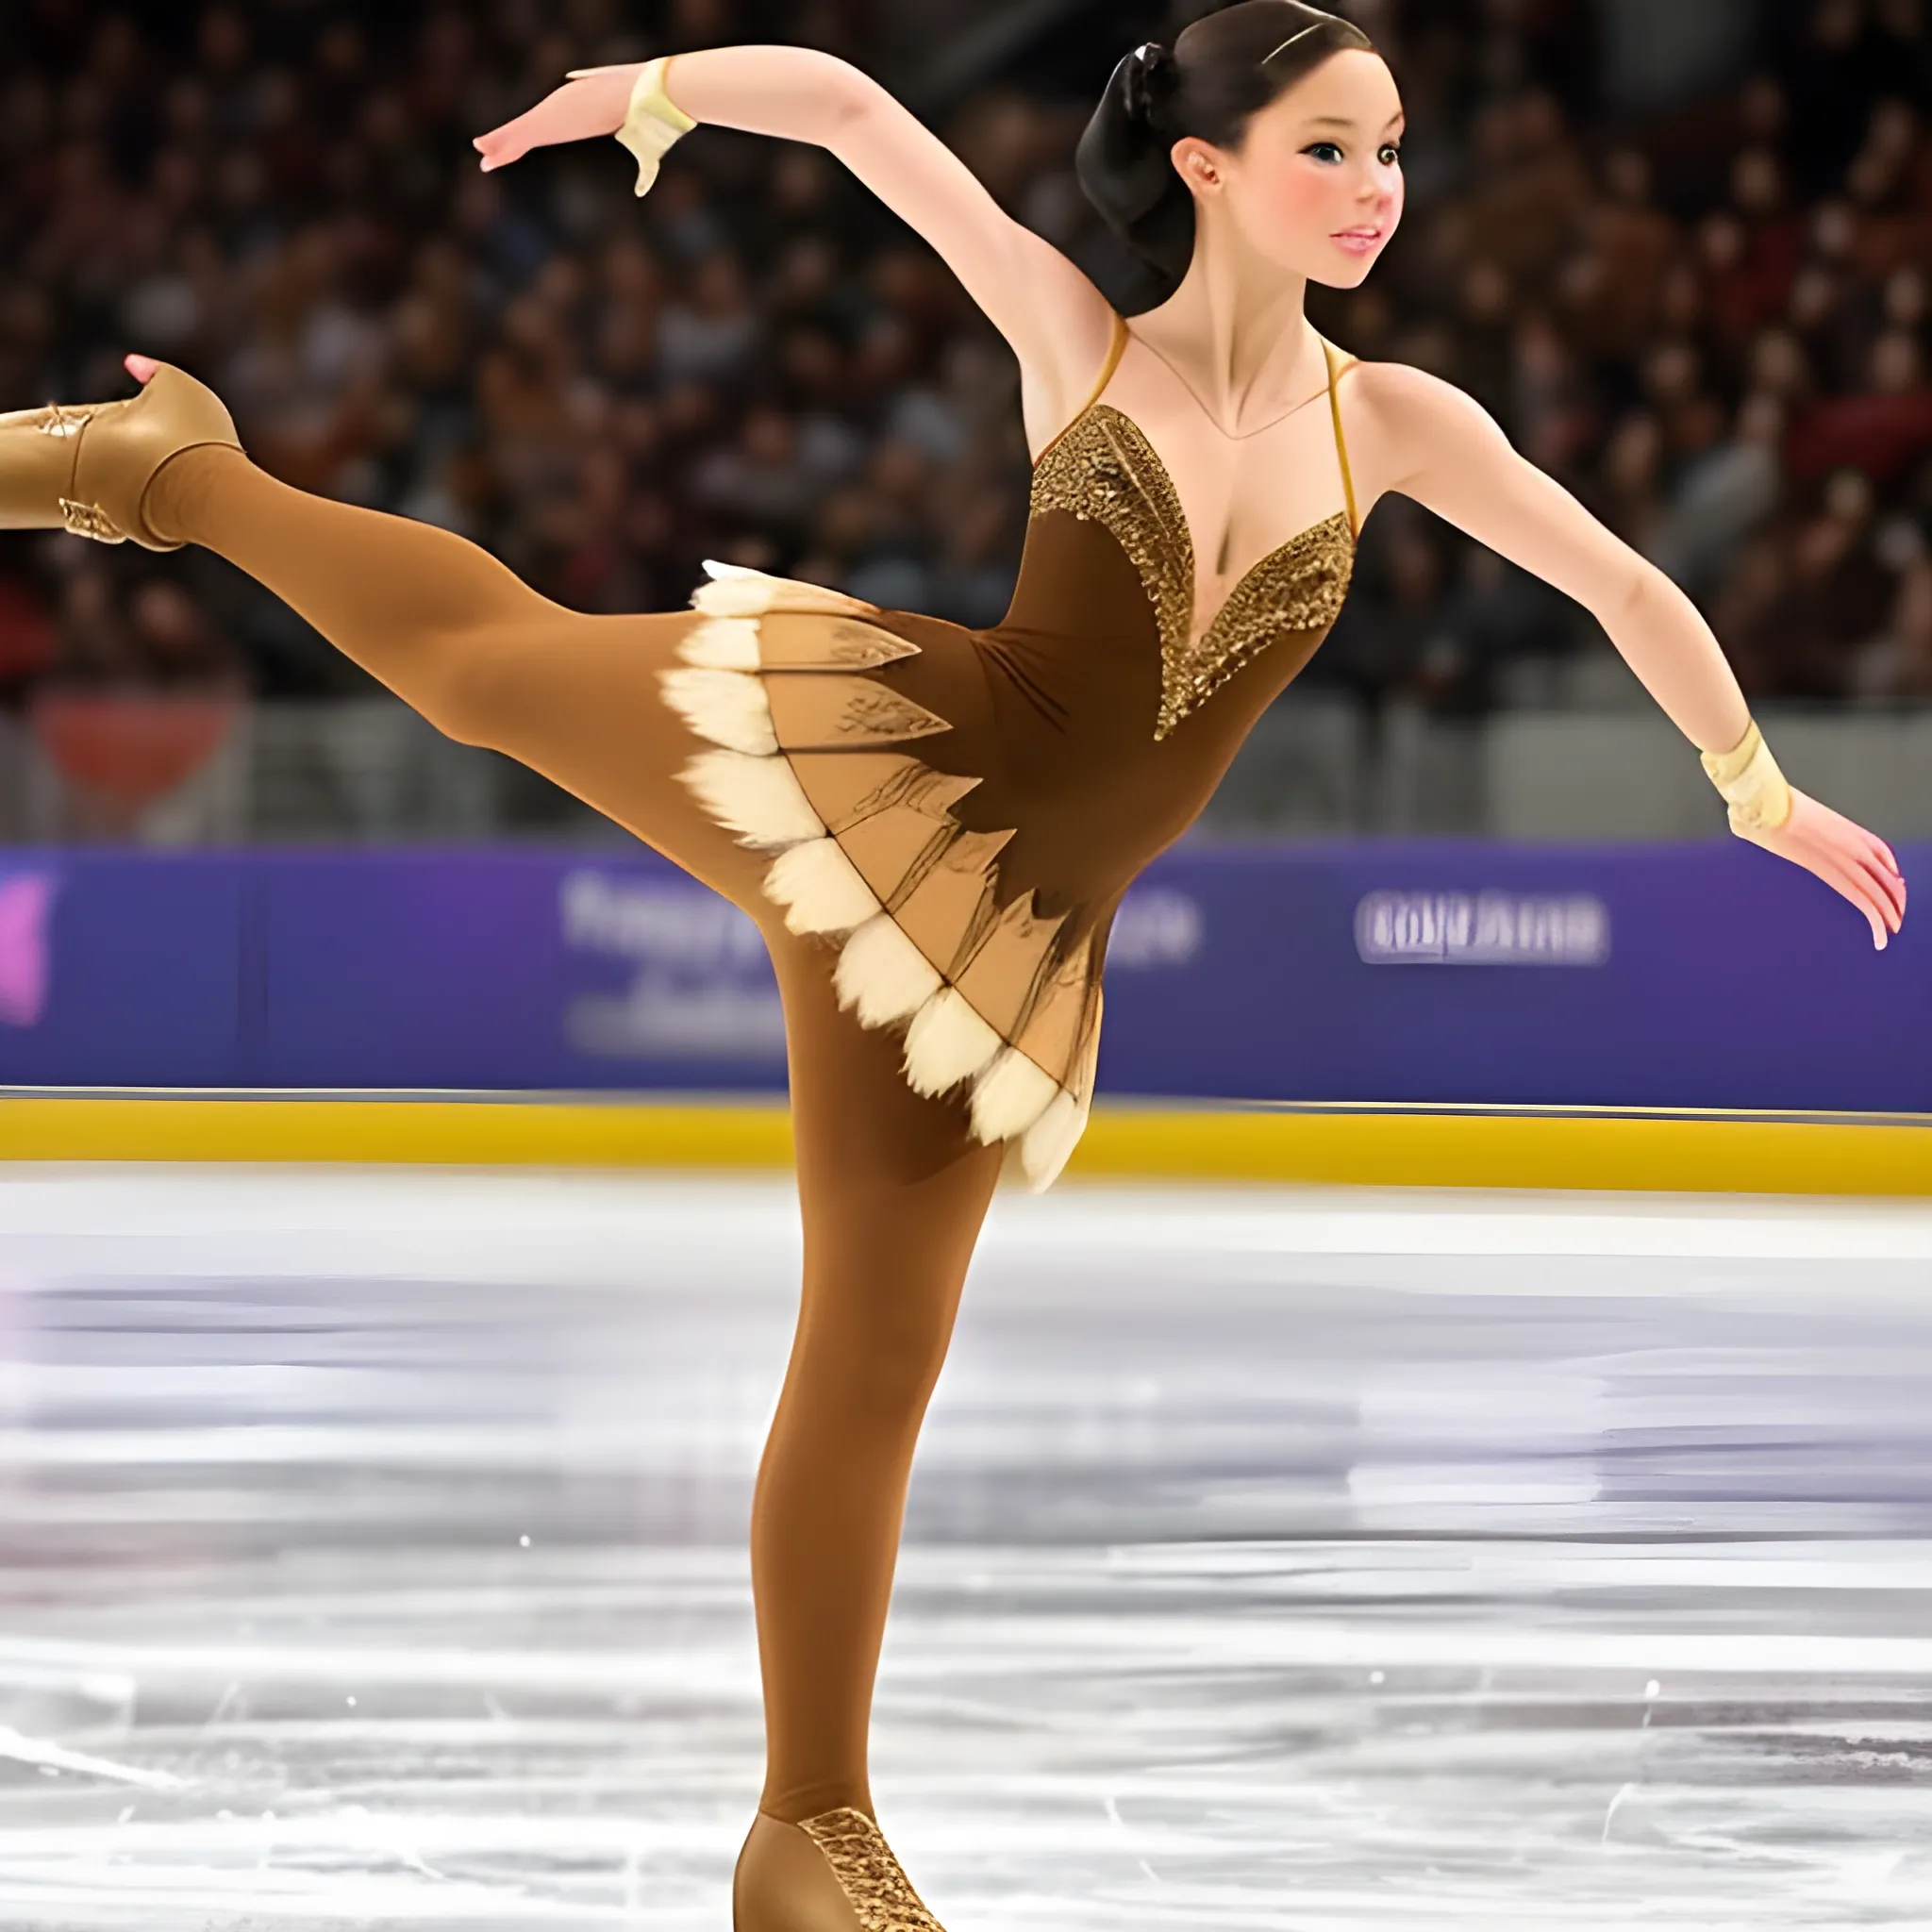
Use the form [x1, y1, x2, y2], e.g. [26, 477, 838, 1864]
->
[1129, 327, 1333, 442]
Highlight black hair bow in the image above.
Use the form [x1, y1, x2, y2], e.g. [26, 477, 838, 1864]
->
[1124, 41, 1181, 127]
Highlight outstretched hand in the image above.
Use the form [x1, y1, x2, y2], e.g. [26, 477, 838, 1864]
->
[473, 66, 636, 175]
[1737, 788, 1907, 951]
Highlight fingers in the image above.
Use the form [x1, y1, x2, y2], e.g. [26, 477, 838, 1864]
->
[473, 115, 535, 169]
[474, 131, 523, 172]
[1822, 854, 1893, 949]
[1837, 818, 1905, 893]
[1857, 849, 1908, 928]
[1871, 842, 1907, 925]
[1757, 791, 1907, 949]
[1813, 824, 1907, 930]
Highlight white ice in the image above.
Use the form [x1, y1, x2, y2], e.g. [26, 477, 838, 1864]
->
[0, 1165, 1929, 1928]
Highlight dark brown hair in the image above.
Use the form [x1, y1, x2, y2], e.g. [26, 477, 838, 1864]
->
[1076, 3, 1379, 313]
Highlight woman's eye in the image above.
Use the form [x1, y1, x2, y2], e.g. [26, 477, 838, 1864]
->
[1307, 141, 1403, 165]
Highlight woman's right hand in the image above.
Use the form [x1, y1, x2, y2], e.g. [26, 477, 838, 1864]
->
[473, 65, 639, 175]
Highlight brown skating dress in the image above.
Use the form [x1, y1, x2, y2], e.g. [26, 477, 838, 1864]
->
[660, 311, 1361, 1191]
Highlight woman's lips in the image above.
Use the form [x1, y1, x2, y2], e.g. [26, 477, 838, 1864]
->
[1332, 228, 1385, 256]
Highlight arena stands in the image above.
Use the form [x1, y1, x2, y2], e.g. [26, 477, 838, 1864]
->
[0, 0, 1927, 839]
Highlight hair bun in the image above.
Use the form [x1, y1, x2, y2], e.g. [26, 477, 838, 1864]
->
[1123, 41, 1182, 128]
[1081, 7, 1377, 315]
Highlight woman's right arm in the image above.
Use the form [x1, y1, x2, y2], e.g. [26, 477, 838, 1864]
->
[475, 47, 1120, 453]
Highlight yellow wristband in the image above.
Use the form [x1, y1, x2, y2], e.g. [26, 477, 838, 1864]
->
[1700, 717, 1793, 836]
[568, 56, 695, 197]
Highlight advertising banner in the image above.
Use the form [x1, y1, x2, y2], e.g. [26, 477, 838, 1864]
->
[0, 843, 1924, 1111]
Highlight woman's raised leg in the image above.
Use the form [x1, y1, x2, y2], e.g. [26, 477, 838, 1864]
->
[120, 401, 997, 1924]
[142, 441, 771, 907]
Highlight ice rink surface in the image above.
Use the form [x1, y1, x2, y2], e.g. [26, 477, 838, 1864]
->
[2, 1163, 1931, 1929]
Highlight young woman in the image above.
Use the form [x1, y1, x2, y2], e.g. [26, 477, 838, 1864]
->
[0, 4, 1907, 1922]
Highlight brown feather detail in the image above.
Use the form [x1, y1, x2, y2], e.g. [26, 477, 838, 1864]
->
[787, 753, 981, 838]
[1010, 978, 1106, 1191]
[889, 827, 1012, 975]
[764, 676, 952, 751]
[1008, 932, 1095, 1088]
[949, 889, 1068, 1040]
[838, 807, 964, 911]
[752, 611, 924, 670]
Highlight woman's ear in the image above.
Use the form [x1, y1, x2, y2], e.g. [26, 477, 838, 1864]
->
[1171, 135, 1226, 198]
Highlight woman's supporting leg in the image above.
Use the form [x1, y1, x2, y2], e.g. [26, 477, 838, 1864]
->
[752, 928, 1004, 1826]
[143, 443, 770, 904]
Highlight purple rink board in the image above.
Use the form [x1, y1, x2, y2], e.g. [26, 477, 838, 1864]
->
[0, 842, 1925, 1112]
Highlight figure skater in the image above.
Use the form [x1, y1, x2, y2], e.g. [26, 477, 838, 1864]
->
[0, 5, 1907, 1922]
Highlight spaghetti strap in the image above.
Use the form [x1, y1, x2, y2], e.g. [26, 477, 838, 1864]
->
[1321, 337, 1360, 541]
[1035, 310, 1130, 466]
[1088, 309, 1130, 412]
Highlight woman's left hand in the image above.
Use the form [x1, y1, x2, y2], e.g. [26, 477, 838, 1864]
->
[473, 66, 637, 175]
[1734, 787, 1908, 951]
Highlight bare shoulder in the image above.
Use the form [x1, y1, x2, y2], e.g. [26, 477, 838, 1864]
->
[1328, 358, 1648, 617]
[1329, 358, 1509, 502]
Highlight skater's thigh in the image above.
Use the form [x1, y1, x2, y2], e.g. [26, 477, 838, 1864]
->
[439, 605, 773, 910]
[770, 927, 1002, 1354]
[436, 594, 1005, 1318]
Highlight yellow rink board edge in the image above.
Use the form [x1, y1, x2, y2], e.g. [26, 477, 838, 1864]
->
[2, 1093, 1929, 1196]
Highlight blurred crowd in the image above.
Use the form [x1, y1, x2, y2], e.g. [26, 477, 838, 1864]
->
[1, 0, 1930, 721]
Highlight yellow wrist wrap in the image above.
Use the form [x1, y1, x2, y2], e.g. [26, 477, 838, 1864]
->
[1701, 717, 1793, 836]
[571, 56, 695, 197]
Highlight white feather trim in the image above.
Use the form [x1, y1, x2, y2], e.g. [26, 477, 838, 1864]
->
[1015, 1088, 1085, 1192]
[902, 988, 1003, 1097]
[658, 667, 777, 758]
[692, 576, 779, 619]
[694, 560, 872, 618]
[677, 615, 761, 670]
[834, 914, 943, 1026]
[678, 749, 823, 850]
[764, 838, 882, 937]
[969, 1047, 1060, 1144]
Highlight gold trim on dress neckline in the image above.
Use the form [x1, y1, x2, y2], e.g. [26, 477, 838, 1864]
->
[1030, 400, 1356, 738]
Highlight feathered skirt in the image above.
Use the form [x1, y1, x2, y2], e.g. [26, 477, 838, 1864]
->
[656, 562, 1107, 1192]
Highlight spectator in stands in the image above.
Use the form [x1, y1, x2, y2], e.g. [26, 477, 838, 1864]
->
[0, 0, 1925, 732]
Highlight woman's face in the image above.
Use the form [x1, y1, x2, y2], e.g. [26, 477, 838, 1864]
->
[1173, 50, 1405, 288]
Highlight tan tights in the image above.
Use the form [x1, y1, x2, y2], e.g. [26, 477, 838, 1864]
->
[146, 447, 1005, 1824]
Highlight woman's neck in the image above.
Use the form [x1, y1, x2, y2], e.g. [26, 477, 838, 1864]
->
[1129, 212, 1321, 437]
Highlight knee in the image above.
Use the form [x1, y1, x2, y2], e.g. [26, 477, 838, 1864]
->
[805, 1284, 959, 1438]
[415, 621, 534, 751]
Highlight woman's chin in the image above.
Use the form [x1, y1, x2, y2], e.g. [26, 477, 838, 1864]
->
[1307, 260, 1375, 292]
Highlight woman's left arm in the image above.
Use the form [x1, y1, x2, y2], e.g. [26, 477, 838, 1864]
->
[1350, 362, 1907, 948]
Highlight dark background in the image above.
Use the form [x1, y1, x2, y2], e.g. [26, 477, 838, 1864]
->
[1, 0, 1928, 725]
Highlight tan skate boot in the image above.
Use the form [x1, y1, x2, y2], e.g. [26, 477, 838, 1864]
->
[0, 358, 242, 553]
[733, 1806, 948, 1930]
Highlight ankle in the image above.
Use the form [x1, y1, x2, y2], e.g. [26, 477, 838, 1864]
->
[142, 442, 249, 545]
[758, 1776, 874, 1826]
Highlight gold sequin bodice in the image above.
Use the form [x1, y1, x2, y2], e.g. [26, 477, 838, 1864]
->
[1029, 401, 1356, 740]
